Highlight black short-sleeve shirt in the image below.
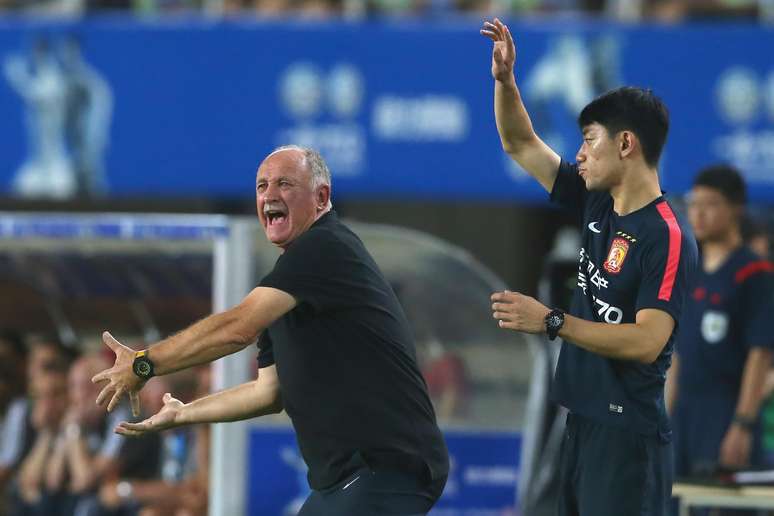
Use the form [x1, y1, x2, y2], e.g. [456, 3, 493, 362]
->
[675, 246, 774, 397]
[257, 211, 449, 490]
[549, 160, 698, 441]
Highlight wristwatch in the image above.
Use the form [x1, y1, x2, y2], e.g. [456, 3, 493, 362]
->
[132, 350, 155, 380]
[545, 309, 565, 341]
[116, 480, 133, 500]
[732, 414, 756, 432]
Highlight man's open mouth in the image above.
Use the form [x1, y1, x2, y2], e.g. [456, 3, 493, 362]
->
[265, 209, 287, 226]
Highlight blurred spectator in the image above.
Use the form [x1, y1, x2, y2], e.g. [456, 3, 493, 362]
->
[26, 335, 76, 386]
[11, 353, 158, 516]
[0, 330, 27, 424]
[391, 279, 471, 422]
[0, 330, 28, 509]
[668, 166, 774, 507]
[644, 0, 759, 22]
[243, 0, 341, 16]
[419, 337, 470, 422]
[746, 218, 774, 469]
[1, 335, 74, 507]
[97, 367, 210, 516]
[11, 365, 69, 515]
[742, 215, 770, 261]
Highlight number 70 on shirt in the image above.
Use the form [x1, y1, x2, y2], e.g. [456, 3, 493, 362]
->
[593, 296, 623, 324]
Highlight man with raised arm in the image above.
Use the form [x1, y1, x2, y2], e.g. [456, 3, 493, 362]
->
[481, 19, 697, 516]
[92, 145, 449, 515]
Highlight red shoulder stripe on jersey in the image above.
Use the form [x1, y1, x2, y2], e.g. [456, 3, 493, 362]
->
[734, 260, 774, 284]
[655, 201, 682, 302]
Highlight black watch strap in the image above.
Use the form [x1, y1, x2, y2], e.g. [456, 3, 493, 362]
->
[545, 309, 565, 341]
[733, 414, 756, 432]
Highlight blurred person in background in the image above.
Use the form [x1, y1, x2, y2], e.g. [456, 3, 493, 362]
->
[418, 336, 470, 423]
[0, 330, 28, 512]
[644, 0, 760, 22]
[741, 215, 770, 261]
[740, 216, 774, 472]
[92, 145, 448, 515]
[667, 166, 774, 515]
[97, 368, 209, 516]
[10, 360, 70, 516]
[1, 335, 74, 509]
[36, 353, 153, 516]
[483, 18, 696, 516]
[392, 280, 470, 423]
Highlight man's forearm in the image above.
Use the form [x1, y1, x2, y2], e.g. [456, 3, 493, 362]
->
[559, 314, 665, 364]
[494, 77, 538, 154]
[179, 378, 282, 426]
[150, 309, 257, 376]
[734, 348, 773, 420]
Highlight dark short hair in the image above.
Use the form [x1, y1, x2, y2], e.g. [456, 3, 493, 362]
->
[693, 164, 747, 205]
[741, 215, 767, 242]
[578, 87, 669, 168]
[0, 329, 26, 358]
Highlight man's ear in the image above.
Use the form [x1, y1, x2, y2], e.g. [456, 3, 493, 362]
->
[316, 184, 331, 209]
[620, 131, 636, 158]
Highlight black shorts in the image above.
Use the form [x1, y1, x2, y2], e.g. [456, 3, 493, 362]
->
[298, 453, 446, 516]
[558, 413, 673, 516]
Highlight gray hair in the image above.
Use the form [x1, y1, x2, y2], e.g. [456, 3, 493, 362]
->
[270, 144, 331, 186]
[268, 145, 332, 210]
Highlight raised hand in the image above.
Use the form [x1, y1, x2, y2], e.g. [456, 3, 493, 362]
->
[480, 18, 516, 83]
[115, 393, 184, 437]
[91, 332, 144, 416]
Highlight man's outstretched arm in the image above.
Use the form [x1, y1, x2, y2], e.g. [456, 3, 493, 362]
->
[115, 365, 283, 437]
[481, 18, 561, 193]
[93, 286, 296, 413]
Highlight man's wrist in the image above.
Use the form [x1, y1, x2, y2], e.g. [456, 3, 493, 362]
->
[732, 414, 756, 432]
[496, 75, 516, 88]
[116, 480, 133, 500]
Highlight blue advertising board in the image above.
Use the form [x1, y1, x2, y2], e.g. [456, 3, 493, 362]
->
[0, 19, 772, 202]
[247, 426, 521, 515]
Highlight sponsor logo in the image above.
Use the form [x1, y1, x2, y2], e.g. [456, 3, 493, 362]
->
[701, 311, 729, 344]
[603, 237, 630, 274]
[609, 403, 624, 414]
[588, 221, 601, 234]
[342, 476, 361, 491]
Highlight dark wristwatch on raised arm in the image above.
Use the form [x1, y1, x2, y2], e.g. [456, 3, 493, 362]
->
[545, 309, 565, 341]
[132, 349, 155, 380]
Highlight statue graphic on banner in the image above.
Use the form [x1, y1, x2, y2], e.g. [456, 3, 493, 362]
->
[4, 35, 113, 199]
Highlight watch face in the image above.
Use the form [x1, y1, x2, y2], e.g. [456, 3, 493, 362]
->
[134, 358, 152, 378]
[549, 314, 561, 327]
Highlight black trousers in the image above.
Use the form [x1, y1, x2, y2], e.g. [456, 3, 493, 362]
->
[558, 413, 673, 516]
[298, 454, 446, 516]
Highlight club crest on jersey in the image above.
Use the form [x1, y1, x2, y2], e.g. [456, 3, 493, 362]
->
[604, 237, 630, 274]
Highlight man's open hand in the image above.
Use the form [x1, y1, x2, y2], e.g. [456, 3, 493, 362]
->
[91, 332, 144, 416]
[480, 18, 516, 83]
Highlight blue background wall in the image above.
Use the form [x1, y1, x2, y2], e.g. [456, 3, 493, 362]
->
[0, 20, 772, 202]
